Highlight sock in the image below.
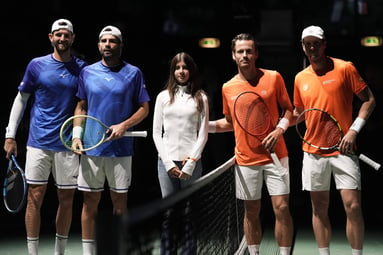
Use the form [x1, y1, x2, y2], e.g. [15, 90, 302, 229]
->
[352, 249, 363, 255]
[27, 237, 39, 255]
[82, 239, 96, 255]
[247, 244, 260, 255]
[279, 246, 291, 255]
[54, 233, 68, 255]
[319, 247, 330, 255]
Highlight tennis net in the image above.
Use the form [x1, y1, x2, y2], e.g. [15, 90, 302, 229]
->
[96, 156, 246, 254]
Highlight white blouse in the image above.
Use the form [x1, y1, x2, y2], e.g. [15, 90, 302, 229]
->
[152, 85, 209, 175]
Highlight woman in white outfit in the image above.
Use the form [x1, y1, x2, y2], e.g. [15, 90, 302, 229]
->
[152, 52, 209, 255]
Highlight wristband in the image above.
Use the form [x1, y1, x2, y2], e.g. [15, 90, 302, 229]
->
[72, 126, 83, 139]
[208, 121, 216, 133]
[349, 117, 366, 133]
[182, 157, 197, 165]
[276, 117, 289, 132]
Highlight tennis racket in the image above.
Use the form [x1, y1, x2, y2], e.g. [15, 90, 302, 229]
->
[3, 154, 27, 213]
[60, 115, 147, 152]
[295, 108, 381, 170]
[233, 91, 283, 167]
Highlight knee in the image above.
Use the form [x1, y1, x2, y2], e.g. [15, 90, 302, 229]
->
[274, 202, 291, 219]
[345, 201, 363, 218]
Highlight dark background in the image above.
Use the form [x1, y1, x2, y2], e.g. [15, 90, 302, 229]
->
[0, 0, 382, 238]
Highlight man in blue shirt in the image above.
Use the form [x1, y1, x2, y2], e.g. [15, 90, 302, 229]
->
[3, 18, 87, 255]
[72, 25, 150, 255]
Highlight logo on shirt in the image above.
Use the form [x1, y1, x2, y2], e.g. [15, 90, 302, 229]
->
[322, 79, 336, 85]
[303, 84, 309, 91]
[104, 77, 114, 82]
[60, 73, 69, 78]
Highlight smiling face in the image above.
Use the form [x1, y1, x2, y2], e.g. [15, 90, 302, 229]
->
[302, 36, 327, 62]
[49, 29, 74, 53]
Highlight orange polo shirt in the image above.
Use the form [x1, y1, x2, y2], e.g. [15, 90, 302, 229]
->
[222, 69, 292, 166]
[294, 57, 367, 156]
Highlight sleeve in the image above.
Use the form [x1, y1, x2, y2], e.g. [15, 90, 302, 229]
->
[152, 92, 176, 172]
[345, 61, 367, 94]
[293, 73, 304, 108]
[5, 91, 30, 138]
[182, 93, 209, 175]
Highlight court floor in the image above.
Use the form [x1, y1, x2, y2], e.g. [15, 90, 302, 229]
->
[1, 225, 382, 255]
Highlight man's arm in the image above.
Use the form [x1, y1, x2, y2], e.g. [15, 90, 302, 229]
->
[208, 115, 234, 133]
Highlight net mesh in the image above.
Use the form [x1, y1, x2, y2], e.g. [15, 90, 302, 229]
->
[96, 156, 245, 255]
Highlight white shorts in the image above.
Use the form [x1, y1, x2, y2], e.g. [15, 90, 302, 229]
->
[25, 146, 79, 189]
[78, 155, 132, 193]
[302, 152, 361, 191]
[235, 157, 290, 200]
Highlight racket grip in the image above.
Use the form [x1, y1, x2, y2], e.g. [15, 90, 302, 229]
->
[270, 153, 282, 167]
[124, 131, 147, 137]
[359, 154, 381, 171]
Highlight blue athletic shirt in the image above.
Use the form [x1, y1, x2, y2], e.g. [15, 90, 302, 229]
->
[18, 54, 87, 151]
[77, 61, 150, 157]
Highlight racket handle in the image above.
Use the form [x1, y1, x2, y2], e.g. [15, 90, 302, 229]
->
[124, 131, 147, 137]
[359, 154, 381, 171]
[270, 152, 282, 167]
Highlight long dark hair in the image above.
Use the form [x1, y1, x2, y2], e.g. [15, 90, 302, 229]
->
[164, 52, 204, 112]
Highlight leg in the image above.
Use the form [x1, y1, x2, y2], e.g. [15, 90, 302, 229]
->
[109, 190, 127, 216]
[54, 188, 76, 254]
[340, 189, 364, 250]
[310, 191, 331, 248]
[25, 184, 47, 255]
[81, 191, 101, 240]
[270, 194, 293, 247]
[56, 188, 76, 236]
[243, 200, 262, 246]
[25, 184, 47, 238]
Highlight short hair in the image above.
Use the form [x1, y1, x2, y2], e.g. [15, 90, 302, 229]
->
[231, 33, 259, 52]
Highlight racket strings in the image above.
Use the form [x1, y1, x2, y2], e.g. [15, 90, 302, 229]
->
[299, 109, 342, 150]
[235, 94, 271, 137]
[83, 119, 107, 148]
[321, 116, 342, 148]
[4, 168, 25, 212]
[60, 117, 107, 151]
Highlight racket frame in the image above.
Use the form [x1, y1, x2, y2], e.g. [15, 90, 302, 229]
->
[60, 115, 147, 152]
[295, 108, 380, 171]
[233, 90, 283, 167]
[295, 107, 342, 150]
[3, 154, 27, 213]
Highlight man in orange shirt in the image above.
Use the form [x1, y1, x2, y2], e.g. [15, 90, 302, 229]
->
[293, 25, 376, 255]
[209, 33, 294, 255]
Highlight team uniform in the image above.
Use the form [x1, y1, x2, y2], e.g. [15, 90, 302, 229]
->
[294, 57, 367, 191]
[221, 69, 292, 200]
[76, 61, 150, 192]
[18, 54, 87, 188]
[152, 85, 209, 197]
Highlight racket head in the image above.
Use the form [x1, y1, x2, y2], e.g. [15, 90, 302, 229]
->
[60, 115, 109, 152]
[295, 108, 343, 150]
[233, 91, 272, 138]
[3, 155, 27, 213]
